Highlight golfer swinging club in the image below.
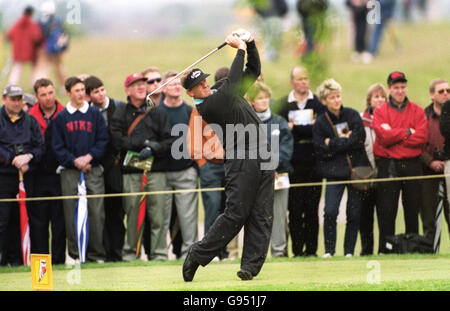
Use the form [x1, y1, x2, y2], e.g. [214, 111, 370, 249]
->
[181, 29, 275, 281]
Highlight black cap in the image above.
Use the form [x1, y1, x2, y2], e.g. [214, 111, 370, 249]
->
[387, 71, 407, 85]
[182, 68, 210, 90]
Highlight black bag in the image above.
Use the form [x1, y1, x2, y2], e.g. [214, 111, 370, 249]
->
[385, 233, 434, 254]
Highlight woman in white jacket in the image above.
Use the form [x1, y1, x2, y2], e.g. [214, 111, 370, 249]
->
[359, 83, 387, 255]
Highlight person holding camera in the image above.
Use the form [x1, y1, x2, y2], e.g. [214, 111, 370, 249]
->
[0, 85, 44, 265]
[423, 78, 450, 241]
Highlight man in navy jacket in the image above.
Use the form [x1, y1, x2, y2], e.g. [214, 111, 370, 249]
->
[52, 76, 109, 263]
[0, 85, 44, 266]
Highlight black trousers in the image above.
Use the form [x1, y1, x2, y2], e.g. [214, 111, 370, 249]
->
[350, 5, 369, 52]
[376, 157, 422, 253]
[103, 191, 125, 262]
[29, 174, 66, 264]
[359, 187, 379, 255]
[0, 173, 34, 266]
[192, 159, 274, 276]
[288, 165, 321, 256]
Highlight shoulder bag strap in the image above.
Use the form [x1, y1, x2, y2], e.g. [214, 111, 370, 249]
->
[127, 109, 150, 137]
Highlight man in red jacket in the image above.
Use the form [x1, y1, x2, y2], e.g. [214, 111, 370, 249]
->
[6, 6, 43, 86]
[372, 71, 428, 253]
[28, 78, 66, 264]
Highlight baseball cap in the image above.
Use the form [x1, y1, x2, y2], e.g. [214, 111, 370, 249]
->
[182, 68, 210, 90]
[124, 73, 147, 88]
[2, 85, 24, 98]
[387, 71, 407, 85]
[23, 94, 37, 107]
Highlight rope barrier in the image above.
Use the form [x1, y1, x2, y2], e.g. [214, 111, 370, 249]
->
[0, 172, 448, 203]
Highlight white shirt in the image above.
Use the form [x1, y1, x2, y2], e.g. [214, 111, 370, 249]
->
[66, 100, 90, 114]
[288, 90, 314, 110]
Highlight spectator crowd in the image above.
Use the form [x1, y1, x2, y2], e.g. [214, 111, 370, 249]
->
[1, 63, 449, 266]
[0, 3, 449, 267]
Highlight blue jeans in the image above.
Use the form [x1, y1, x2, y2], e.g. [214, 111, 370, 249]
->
[324, 183, 362, 255]
[369, 0, 396, 55]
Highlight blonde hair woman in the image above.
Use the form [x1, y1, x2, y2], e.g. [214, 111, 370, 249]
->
[313, 78, 370, 258]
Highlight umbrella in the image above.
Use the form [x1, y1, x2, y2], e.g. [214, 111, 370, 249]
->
[17, 170, 30, 266]
[135, 170, 148, 258]
[75, 171, 88, 263]
[433, 180, 444, 253]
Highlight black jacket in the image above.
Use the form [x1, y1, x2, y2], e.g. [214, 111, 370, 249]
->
[99, 97, 125, 191]
[278, 93, 325, 166]
[439, 100, 450, 160]
[313, 106, 369, 180]
[0, 107, 44, 174]
[196, 40, 268, 159]
[110, 99, 173, 174]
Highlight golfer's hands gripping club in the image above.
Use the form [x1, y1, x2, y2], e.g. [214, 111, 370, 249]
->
[231, 28, 253, 42]
[226, 32, 246, 50]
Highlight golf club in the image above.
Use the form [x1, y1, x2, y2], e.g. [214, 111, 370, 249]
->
[145, 41, 227, 108]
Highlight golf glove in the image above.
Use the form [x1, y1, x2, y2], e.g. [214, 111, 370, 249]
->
[232, 28, 251, 42]
[139, 147, 152, 160]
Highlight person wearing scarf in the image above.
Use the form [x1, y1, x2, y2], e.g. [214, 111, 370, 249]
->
[247, 81, 293, 258]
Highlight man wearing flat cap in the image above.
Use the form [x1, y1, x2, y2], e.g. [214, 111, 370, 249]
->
[372, 71, 428, 254]
[0, 85, 44, 265]
[181, 30, 275, 281]
[110, 73, 173, 261]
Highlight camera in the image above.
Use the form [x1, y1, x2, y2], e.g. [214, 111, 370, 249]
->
[14, 144, 25, 155]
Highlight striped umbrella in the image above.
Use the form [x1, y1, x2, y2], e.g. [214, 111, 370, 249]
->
[75, 171, 89, 263]
[135, 170, 148, 258]
[17, 170, 30, 266]
[433, 180, 444, 253]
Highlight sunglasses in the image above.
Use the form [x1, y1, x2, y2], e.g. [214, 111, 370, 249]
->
[437, 88, 450, 95]
[147, 78, 161, 85]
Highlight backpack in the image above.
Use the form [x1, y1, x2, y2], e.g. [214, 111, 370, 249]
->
[385, 233, 434, 254]
[42, 17, 70, 54]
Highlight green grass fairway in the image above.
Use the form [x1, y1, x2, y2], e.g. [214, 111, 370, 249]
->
[1, 254, 449, 291]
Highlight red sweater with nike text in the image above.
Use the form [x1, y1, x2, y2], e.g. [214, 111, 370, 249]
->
[372, 99, 428, 159]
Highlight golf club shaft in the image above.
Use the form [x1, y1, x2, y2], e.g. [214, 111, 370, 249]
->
[148, 42, 227, 98]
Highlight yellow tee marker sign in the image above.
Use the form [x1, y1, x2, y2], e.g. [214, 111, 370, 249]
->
[30, 254, 53, 291]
